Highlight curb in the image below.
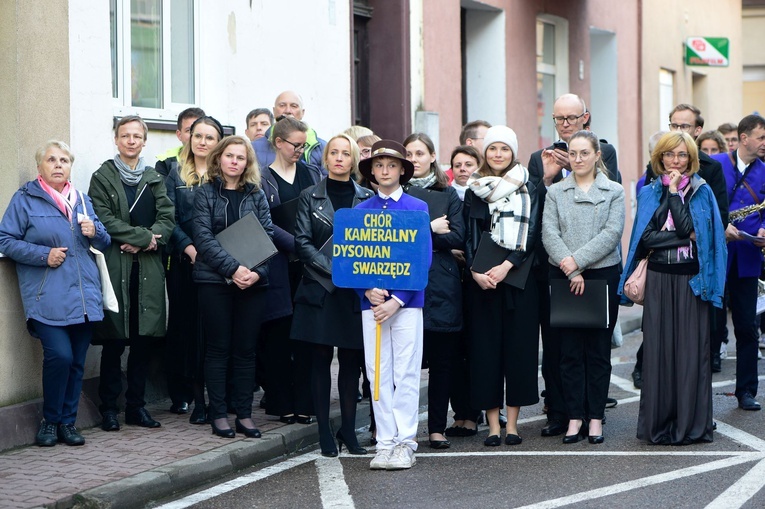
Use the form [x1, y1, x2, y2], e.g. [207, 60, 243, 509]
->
[72, 410, 364, 509]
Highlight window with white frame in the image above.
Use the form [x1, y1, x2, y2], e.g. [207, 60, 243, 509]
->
[110, 0, 197, 118]
[536, 15, 569, 149]
[659, 69, 674, 131]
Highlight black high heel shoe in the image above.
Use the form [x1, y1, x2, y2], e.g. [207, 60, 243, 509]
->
[189, 404, 207, 425]
[562, 421, 588, 444]
[235, 419, 262, 438]
[211, 421, 235, 438]
[336, 430, 368, 455]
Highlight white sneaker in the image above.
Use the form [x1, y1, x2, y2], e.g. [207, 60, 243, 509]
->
[369, 448, 392, 470]
[720, 342, 728, 359]
[386, 444, 415, 470]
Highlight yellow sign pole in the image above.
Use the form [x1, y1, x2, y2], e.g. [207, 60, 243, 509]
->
[374, 322, 381, 401]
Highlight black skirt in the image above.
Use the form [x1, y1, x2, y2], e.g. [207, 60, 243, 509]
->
[290, 277, 363, 350]
[638, 269, 713, 445]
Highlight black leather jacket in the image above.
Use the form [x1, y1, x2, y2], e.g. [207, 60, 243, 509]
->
[191, 178, 273, 285]
[294, 178, 373, 277]
[642, 186, 698, 266]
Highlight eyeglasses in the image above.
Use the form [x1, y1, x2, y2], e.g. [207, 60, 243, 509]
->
[553, 113, 585, 125]
[360, 148, 372, 157]
[668, 123, 694, 132]
[281, 138, 309, 153]
[662, 151, 690, 161]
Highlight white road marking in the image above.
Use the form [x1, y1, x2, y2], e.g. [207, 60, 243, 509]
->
[513, 454, 764, 509]
[156, 374, 765, 509]
[705, 457, 765, 508]
[610, 373, 641, 394]
[715, 420, 765, 451]
[316, 456, 355, 509]
[412, 451, 763, 458]
[152, 453, 321, 509]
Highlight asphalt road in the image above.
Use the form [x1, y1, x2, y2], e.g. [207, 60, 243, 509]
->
[148, 329, 765, 509]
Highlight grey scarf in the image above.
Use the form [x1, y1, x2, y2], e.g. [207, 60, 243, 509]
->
[114, 154, 147, 186]
[408, 170, 437, 189]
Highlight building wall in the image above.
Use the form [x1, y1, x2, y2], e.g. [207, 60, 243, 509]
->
[641, 0, 743, 159]
[0, 1, 72, 409]
[742, 6, 765, 116]
[0, 0, 354, 426]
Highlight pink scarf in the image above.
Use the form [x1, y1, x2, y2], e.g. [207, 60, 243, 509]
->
[660, 174, 693, 261]
[37, 175, 77, 221]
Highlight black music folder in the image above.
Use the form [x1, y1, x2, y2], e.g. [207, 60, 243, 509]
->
[215, 212, 278, 270]
[471, 231, 533, 289]
[549, 279, 610, 329]
[305, 236, 335, 293]
[129, 183, 156, 228]
[270, 198, 300, 235]
[406, 186, 450, 220]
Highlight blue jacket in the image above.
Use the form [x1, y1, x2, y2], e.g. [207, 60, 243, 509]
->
[618, 176, 726, 308]
[0, 180, 111, 328]
[713, 151, 765, 278]
[165, 165, 198, 256]
[354, 192, 432, 310]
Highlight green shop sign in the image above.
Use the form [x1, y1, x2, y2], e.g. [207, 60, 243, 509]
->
[685, 37, 729, 67]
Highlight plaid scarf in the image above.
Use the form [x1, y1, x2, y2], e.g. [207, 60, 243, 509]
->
[468, 163, 531, 251]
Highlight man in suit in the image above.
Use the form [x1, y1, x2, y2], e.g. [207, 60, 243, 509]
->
[634, 104, 730, 378]
[711, 114, 765, 411]
[527, 93, 621, 437]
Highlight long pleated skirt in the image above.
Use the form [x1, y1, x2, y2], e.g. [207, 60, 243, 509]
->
[637, 269, 713, 445]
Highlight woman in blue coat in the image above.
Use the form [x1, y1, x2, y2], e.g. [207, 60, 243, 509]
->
[0, 140, 110, 447]
[619, 132, 726, 445]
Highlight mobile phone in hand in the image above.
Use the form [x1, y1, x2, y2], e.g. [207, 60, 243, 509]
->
[553, 141, 568, 152]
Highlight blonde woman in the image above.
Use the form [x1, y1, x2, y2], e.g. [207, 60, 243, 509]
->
[192, 136, 273, 438]
[165, 116, 223, 424]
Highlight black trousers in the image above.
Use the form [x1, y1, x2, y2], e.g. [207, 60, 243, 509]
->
[99, 261, 155, 414]
[715, 261, 759, 399]
[199, 283, 266, 420]
[538, 277, 567, 422]
[261, 315, 313, 416]
[449, 329, 480, 422]
[423, 330, 460, 434]
[554, 265, 620, 421]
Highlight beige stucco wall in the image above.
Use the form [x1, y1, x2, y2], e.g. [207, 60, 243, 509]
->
[0, 1, 71, 406]
[641, 0, 743, 164]
[742, 7, 765, 116]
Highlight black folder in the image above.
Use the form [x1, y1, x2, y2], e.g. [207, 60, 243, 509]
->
[215, 212, 278, 270]
[549, 279, 610, 329]
[406, 186, 449, 220]
[305, 236, 335, 293]
[270, 198, 300, 235]
[470, 231, 533, 289]
[129, 184, 156, 228]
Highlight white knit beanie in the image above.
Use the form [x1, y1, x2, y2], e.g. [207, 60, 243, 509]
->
[482, 125, 519, 158]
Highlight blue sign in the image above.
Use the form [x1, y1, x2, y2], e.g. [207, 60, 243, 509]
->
[332, 209, 431, 291]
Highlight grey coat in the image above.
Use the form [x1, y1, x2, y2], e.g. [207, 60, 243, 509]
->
[541, 171, 624, 279]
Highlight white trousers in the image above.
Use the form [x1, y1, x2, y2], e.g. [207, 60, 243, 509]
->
[362, 307, 423, 451]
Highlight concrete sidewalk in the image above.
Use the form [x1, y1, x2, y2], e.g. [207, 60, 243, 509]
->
[0, 306, 642, 509]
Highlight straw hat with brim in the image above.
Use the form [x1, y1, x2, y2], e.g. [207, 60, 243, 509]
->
[358, 140, 415, 185]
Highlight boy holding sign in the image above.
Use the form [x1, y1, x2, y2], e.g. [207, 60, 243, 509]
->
[356, 140, 431, 470]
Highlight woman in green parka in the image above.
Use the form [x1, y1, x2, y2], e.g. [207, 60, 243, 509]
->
[88, 115, 175, 431]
